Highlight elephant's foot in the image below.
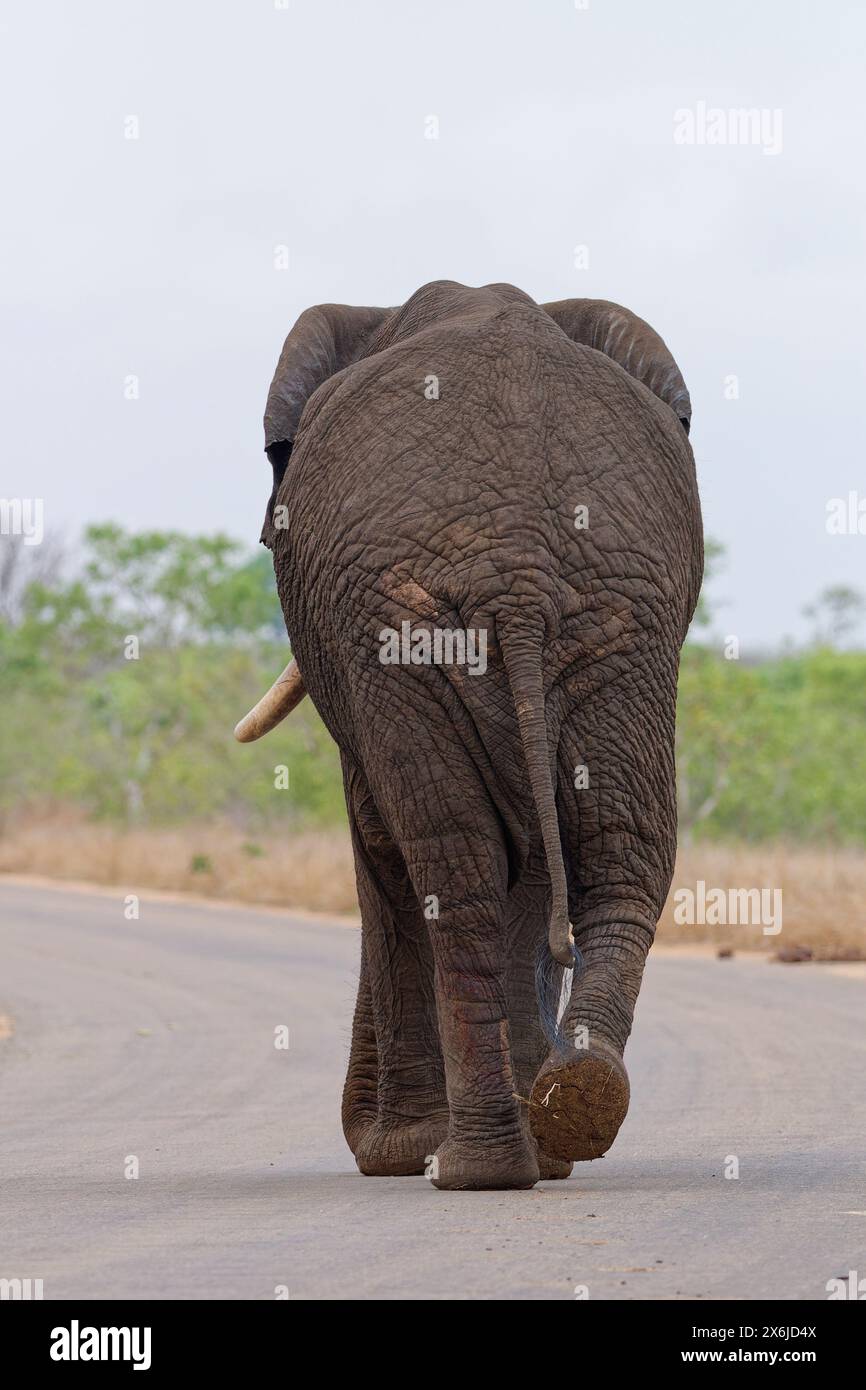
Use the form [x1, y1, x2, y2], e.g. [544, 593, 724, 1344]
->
[529, 1039, 630, 1162]
[429, 1133, 539, 1191]
[354, 1113, 449, 1177]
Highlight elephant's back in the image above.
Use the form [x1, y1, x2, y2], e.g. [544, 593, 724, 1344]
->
[284, 299, 699, 636]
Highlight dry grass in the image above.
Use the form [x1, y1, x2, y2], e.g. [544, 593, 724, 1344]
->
[657, 843, 866, 956]
[1, 813, 863, 955]
[0, 813, 357, 915]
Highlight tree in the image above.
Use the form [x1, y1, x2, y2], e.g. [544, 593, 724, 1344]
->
[0, 532, 66, 625]
[803, 585, 866, 649]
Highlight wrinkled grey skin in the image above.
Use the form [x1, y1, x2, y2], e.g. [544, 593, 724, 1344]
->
[257, 281, 702, 1190]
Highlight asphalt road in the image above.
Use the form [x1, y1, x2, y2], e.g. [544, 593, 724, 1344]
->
[1, 878, 863, 1301]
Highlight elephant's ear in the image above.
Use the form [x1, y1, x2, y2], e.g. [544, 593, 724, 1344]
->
[264, 303, 393, 452]
[542, 298, 691, 435]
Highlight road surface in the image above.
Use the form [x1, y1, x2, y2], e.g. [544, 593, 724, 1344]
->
[1, 878, 863, 1300]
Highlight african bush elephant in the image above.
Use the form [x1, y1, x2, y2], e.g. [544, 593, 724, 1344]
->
[236, 281, 702, 1191]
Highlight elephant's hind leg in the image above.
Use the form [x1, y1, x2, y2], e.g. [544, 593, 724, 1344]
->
[529, 647, 678, 1163]
[341, 759, 448, 1176]
[380, 760, 539, 1191]
[340, 934, 378, 1157]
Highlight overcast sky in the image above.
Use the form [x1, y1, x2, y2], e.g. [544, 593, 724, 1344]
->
[2, 0, 864, 648]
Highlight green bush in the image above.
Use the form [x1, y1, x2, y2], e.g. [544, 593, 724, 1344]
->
[677, 644, 866, 844]
[1, 525, 864, 847]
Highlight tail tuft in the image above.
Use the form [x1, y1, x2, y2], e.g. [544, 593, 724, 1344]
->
[535, 940, 584, 1052]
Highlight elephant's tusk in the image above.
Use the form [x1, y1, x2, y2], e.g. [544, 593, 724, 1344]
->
[234, 658, 307, 742]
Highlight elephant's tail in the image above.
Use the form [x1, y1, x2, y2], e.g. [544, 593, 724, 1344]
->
[501, 632, 575, 969]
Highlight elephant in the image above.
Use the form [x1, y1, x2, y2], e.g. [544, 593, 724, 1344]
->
[236, 280, 703, 1191]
